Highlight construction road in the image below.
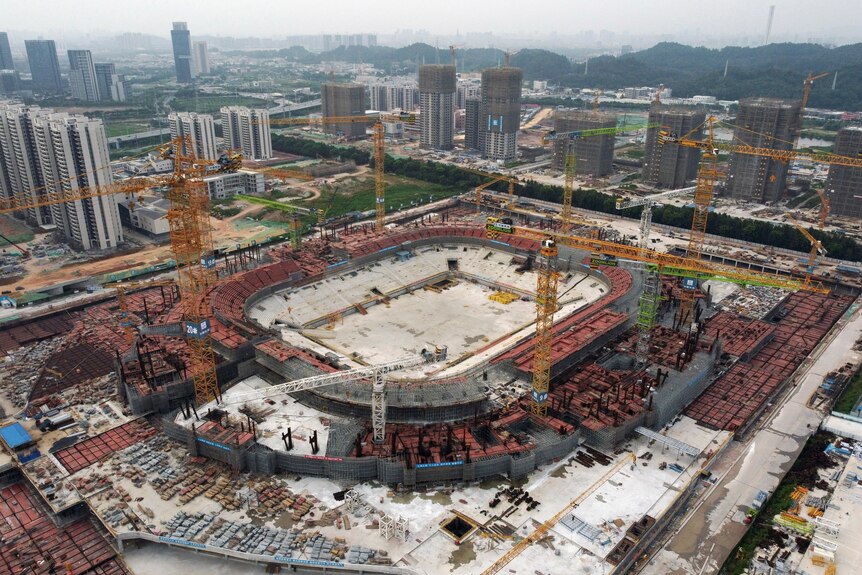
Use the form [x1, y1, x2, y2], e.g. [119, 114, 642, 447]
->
[640, 297, 862, 575]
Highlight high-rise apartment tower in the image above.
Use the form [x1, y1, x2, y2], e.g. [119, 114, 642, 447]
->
[0, 102, 123, 250]
[193, 41, 209, 76]
[478, 67, 522, 161]
[642, 106, 705, 188]
[168, 112, 217, 161]
[221, 106, 272, 160]
[419, 64, 456, 150]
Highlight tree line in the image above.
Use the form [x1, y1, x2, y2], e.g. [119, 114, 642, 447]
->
[272, 135, 862, 262]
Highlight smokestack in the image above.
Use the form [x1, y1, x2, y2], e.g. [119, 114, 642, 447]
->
[764, 5, 775, 46]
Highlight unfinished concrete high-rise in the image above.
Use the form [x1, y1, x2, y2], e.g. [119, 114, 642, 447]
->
[643, 106, 705, 188]
[552, 110, 617, 176]
[419, 64, 456, 150]
[479, 67, 522, 162]
[825, 127, 862, 219]
[321, 82, 366, 139]
[726, 97, 801, 203]
[465, 98, 480, 151]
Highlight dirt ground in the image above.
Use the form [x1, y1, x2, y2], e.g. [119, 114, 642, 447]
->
[16, 203, 275, 291]
[522, 107, 553, 129]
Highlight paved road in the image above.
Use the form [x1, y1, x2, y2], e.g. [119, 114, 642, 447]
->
[640, 298, 862, 575]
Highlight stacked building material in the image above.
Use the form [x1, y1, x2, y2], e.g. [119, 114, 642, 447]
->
[54, 418, 157, 474]
[0, 482, 130, 575]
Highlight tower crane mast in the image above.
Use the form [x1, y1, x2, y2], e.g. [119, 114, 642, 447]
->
[268, 112, 414, 233]
[542, 122, 659, 231]
[485, 216, 828, 416]
[658, 114, 862, 327]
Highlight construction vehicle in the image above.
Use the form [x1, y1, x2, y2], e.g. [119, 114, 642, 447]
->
[267, 112, 415, 233]
[785, 213, 826, 277]
[485, 216, 829, 417]
[222, 346, 448, 443]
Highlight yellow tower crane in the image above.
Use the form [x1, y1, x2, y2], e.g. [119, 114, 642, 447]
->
[485, 216, 829, 417]
[542, 122, 659, 232]
[658, 115, 862, 326]
[0, 138, 266, 405]
[104, 279, 178, 345]
[456, 166, 519, 212]
[268, 112, 414, 233]
[785, 213, 826, 278]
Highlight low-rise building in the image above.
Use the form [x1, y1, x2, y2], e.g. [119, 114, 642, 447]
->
[203, 169, 264, 200]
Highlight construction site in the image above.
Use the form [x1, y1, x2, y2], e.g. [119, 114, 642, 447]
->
[1, 70, 862, 574]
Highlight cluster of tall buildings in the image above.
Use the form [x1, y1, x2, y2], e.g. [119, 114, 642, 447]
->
[368, 78, 418, 112]
[327, 60, 525, 162]
[0, 33, 128, 101]
[0, 102, 122, 250]
[171, 22, 210, 84]
[167, 107, 273, 162]
[640, 97, 862, 220]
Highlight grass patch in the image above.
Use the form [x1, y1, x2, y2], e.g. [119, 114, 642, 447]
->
[171, 95, 269, 114]
[787, 190, 817, 208]
[234, 194, 306, 214]
[0, 215, 35, 246]
[834, 366, 862, 414]
[622, 148, 645, 159]
[799, 128, 837, 141]
[309, 175, 460, 219]
[104, 121, 152, 138]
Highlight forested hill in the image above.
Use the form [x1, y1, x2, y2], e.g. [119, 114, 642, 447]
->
[232, 41, 862, 110]
[555, 42, 862, 110]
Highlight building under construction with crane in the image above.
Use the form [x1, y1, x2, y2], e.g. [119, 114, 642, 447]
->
[1, 89, 860, 575]
[79, 187, 847, 489]
[551, 110, 617, 176]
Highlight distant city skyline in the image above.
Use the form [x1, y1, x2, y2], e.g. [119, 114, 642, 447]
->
[3, 0, 862, 49]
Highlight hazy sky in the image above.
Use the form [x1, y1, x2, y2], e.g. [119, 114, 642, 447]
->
[6, 0, 862, 42]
